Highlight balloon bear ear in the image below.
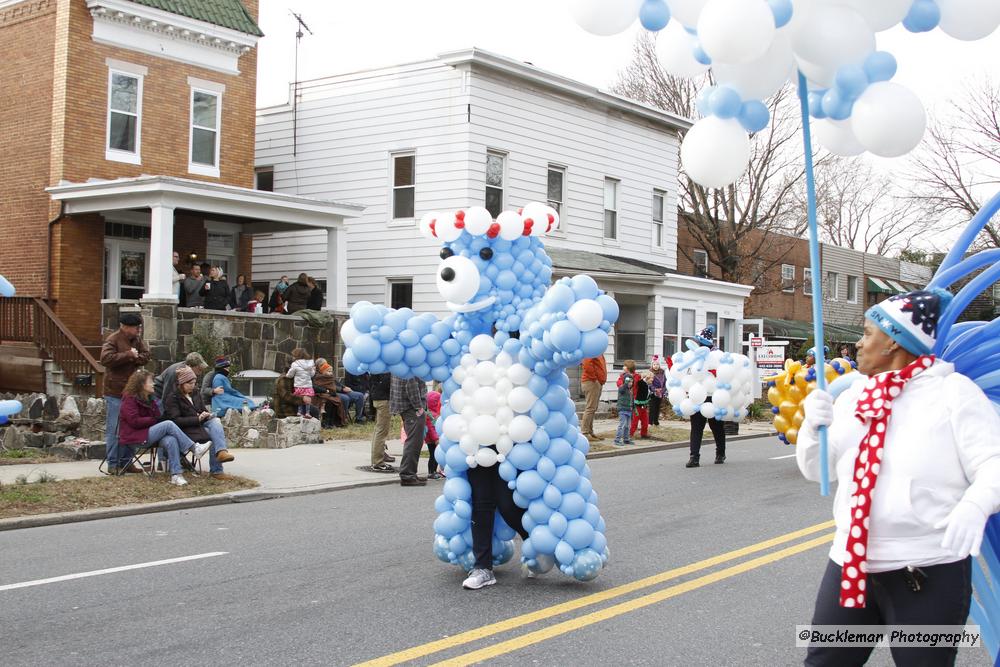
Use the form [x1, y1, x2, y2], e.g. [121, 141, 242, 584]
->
[419, 212, 440, 239]
[521, 202, 559, 237]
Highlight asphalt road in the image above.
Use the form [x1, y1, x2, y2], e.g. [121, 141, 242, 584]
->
[0, 436, 988, 666]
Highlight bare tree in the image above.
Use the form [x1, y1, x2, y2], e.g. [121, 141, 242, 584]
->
[612, 33, 808, 293]
[908, 77, 1000, 248]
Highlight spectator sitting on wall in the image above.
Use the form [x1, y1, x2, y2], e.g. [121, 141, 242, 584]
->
[210, 356, 257, 416]
[284, 273, 313, 314]
[100, 312, 151, 475]
[312, 358, 348, 427]
[274, 373, 320, 419]
[306, 277, 324, 311]
[153, 352, 208, 405]
[230, 274, 252, 311]
[201, 266, 230, 311]
[183, 264, 207, 308]
[172, 252, 186, 304]
[336, 372, 367, 423]
[164, 365, 236, 480]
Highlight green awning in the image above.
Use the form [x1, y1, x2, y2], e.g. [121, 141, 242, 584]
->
[866, 277, 898, 295]
[762, 317, 863, 344]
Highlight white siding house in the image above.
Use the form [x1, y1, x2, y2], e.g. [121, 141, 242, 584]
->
[254, 49, 753, 395]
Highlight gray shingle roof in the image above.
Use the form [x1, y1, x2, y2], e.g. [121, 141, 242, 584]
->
[547, 247, 668, 278]
[127, 0, 263, 36]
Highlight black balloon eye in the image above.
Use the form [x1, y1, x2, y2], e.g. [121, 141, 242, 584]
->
[440, 267, 456, 282]
[440, 247, 454, 259]
[479, 247, 493, 261]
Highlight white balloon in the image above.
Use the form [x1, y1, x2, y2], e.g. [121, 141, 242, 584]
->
[657, 21, 710, 79]
[851, 82, 926, 158]
[496, 435, 515, 455]
[790, 4, 874, 72]
[937, 0, 1000, 40]
[443, 415, 467, 441]
[703, 374, 717, 395]
[461, 376, 481, 395]
[459, 434, 478, 455]
[507, 363, 532, 386]
[795, 56, 837, 89]
[688, 383, 707, 405]
[712, 389, 732, 406]
[496, 210, 524, 241]
[496, 406, 514, 427]
[681, 116, 751, 189]
[700, 402, 716, 419]
[474, 361, 498, 386]
[667, 0, 708, 26]
[698, 0, 775, 65]
[679, 398, 696, 416]
[436, 214, 463, 242]
[509, 415, 538, 442]
[452, 366, 467, 384]
[469, 335, 496, 361]
[508, 386, 538, 413]
[495, 351, 513, 368]
[839, 0, 911, 31]
[712, 31, 794, 100]
[668, 388, 685, 405]
[475, 447, 499, 468]
[460, 406, 477, 422]
[716, 364, 736, 383]
[813, 119, 865, 157]
[450, 388, 468, 413]
[469, 415, 500, 445]
[681, 374, 696, 390]
[495, 377, 514, 397]
[706, 349, 724, 369]
[340, 319, 359, 346]
[569, 0, 643, 36]
[463, 206, 493, 235]
[460, 353, 476, 369]
[521, 203, 550, 237]
[473, 386, 498, 414]
[567, 300, 603, 331]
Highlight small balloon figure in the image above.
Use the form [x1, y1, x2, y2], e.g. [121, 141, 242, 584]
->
[341, 204, 617, 581]
[665, 337, 756, 422]
[764, 356, 855, 444]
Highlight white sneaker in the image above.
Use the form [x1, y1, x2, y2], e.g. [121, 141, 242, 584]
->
[192, 441, 212, 460]
[521, 563, 536, 579]
[169, 474, 188, 487]
[462, 568, 496, 590]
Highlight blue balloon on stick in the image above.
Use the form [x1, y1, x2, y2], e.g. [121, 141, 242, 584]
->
[768, 0, 793, 28]
[863, 51, 898, 83]
[834, 64, 869, 101]
[639, 0, 670, 32]
[738, 101, 770, 133]
[903, 0, 940, 32]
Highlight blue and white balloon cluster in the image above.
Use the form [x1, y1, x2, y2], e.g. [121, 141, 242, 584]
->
[342, 203, 617, 582]
[666, 340, 755, 421]
[569, 0, 1000, 187]
[0, 274, 19, 425]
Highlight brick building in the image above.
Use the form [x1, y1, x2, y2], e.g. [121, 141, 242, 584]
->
[0, 0, 360, 346]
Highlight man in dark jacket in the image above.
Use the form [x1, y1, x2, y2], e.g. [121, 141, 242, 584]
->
[100, 312, 150, 473]
[368, 373, 393, 471]
[163, 366, 235, 479]
[153, 352, 208, 404]
[284, 273, 312, 313]
[306, 277, 324, 310]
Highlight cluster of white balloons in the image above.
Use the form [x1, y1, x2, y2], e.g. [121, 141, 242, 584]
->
[441, 335, 540, 469]
[666, 347, 756, 421]
[569, 0, 1000, 188]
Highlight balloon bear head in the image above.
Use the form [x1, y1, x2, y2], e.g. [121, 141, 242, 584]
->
[419, 204, 558, 334]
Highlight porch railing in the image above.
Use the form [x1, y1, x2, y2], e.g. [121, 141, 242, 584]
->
[0, 297, 104, 395]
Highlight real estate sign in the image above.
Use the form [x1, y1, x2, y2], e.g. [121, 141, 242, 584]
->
[756, 345, 786, 372]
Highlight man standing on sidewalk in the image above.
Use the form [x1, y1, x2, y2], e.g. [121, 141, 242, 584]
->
[100, 313, 150, 473]
[580, 354, 607, 441]
[390, 375, 426, 487]
[367, 372, 394, 472]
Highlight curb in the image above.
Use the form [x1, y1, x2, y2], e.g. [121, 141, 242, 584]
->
[0, 432, 776, 532]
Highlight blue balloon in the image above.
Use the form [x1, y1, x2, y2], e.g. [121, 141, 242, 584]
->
[508, 443, 541, 469]
[495, 516, 517, 541]
[342, 348, 361, 374]
[544, 411, 568, 437]
[903, 0, 940, 32]
[542, 283, 575, 312]
[580, 329, 609, 358]
[821, 89, 852, 121]
[352, 306, 382, 333]
[548, 511, 568, 538]
[434, 494, 452, 513]
[512, 490, 530, 508]
[692, 42, 711, 66]
[530, 428, 551, 453]
[515, 470, 546, 499]
[349, 300, 373, 319]
[552, 465, 581, 493]
[454, 499, 472, 520]
[835, 64, 868, 100]
[591, 532, 608, 554]
[696, 85, 716, 117]
[709, 86, 742, 119]
[528, 499, 554, 524]
[863, 51, 898, 83]
[433, 534, 451, 562]
[560, 492, 587, 520]
[550, 320, 582, 352]
[352, 334, 381, 364]
[377, 325, 396, 343]
[403, 345, 427, 367]
[639, 0, 670, 31]
[569, 275, 600, 300]
[737, 100, 770, 133]
[565, 518, 596, 550]
[443, 476, 472, 502]
[536, 456, 557, 481]
[547, 438, 573, 466]
[768, 0, 792, 28]
[808, 90, 827, 119]
[572, 548, 603, 581]
[449, 534, 467, 555]
[398, 329, 420, 348]
[498, 460, 518, 482]
[596, 294, 619, 323]
[543, 483, 563, 510]
[0, 275, 15, 297]
[530, 525, 559, 554]
[583, 502, 601, 527]
[555, 540, 575, 565]
[441, 338, 461, 356]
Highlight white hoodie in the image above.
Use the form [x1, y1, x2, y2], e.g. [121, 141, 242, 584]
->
[798, 360, 1000, 571]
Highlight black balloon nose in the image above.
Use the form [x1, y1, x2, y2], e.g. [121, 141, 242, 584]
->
[440, 267, 456, 282]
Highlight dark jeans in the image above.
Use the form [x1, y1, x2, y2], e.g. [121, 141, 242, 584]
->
[426, 440, 437, 475]
[398, 408, 425, 480]
[649, 395, 662, 425]
[468, 463, 530, 570]
[689, 412, 726, 459]
[805, 558, 972, 667]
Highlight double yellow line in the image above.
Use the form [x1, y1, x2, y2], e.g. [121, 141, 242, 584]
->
[356, 520, 835, 667]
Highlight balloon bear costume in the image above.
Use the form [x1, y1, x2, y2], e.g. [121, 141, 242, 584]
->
[341, 204, 617, 581]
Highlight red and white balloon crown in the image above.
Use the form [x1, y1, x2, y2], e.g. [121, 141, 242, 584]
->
[418, 203, 560, 242]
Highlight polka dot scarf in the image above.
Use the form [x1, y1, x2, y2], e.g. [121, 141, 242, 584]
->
[840, 354, 935, 608]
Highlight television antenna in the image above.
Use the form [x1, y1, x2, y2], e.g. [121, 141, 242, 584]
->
[290, 10, 313, 156]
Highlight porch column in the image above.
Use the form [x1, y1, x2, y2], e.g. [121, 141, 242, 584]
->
[325, 224, 348, 311]
[143, 203, 177, 302]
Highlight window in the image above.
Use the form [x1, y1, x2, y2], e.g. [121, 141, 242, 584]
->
[485, 151, 506, 218]
[692, 249, 709, 278]
[719, 318, 736, 353]
[255, 167, 274, 192]
[392, 153, 415, 219]
[826, 271, 839, 301]
[781, 264, 795, 292]
[389, 279, 413, 310]
[106, 69, 142, 163]
[804, 268, 813, 296]
[662, 306, 696, 359]
[652, 189, 665, 248]
[846, 276, 858, 303]
[189, 85, 222, 176]
[615, 296, 648, 363]
[706, 311, 718, 332]
[547, 165, 565, 214]
[604, 178, 619, 239]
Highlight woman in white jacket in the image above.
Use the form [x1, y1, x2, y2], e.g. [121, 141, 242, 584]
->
[798, 288, 1000, 666]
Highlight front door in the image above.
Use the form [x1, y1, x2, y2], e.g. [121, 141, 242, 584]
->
[104, 239, 148, 300]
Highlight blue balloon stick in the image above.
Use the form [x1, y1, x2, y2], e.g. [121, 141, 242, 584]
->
[797, 72, 830, 497]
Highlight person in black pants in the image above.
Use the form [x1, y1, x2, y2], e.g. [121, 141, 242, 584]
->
[462, 461, 531, 590]
[686, 325, 725, 468]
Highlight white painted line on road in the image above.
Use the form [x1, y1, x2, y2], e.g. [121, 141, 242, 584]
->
[769, 454, 797, 460]
[0, 552, 227, 592]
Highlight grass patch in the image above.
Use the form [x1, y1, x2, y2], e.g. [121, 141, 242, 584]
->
[321, 414, 403, 441]
[0, 449, 61, 466]
[592, 424, 690, 445]
[0, 474, 258, 520]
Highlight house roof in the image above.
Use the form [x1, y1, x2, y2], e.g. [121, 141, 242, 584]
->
[762, 317, 863, 343]
[547, 247, 667, 278]
[126, 0, 262, 36]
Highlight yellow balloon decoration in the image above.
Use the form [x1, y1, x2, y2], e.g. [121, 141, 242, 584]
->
[762, 357, 855, 445]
